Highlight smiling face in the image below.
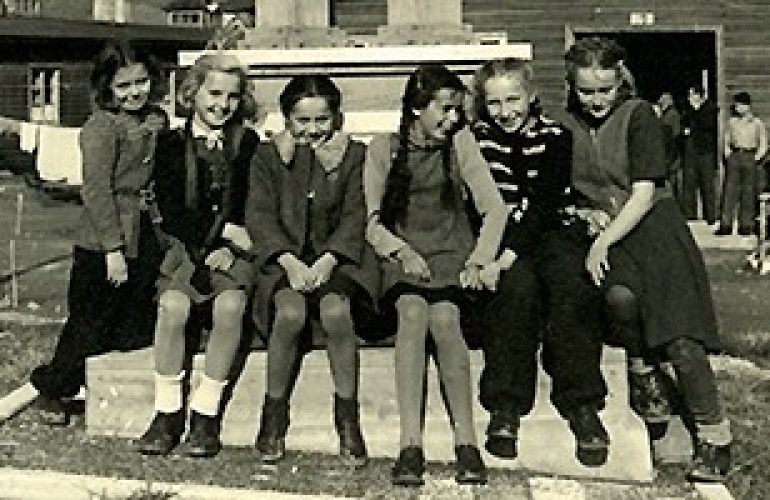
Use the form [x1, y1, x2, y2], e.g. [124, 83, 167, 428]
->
[574, 67, 621, 119]
[193, 70, 241, 129]
[415, 87, 465, 142]
[110, 63, 151, 112]
[285, 96, 335, 146]
[483, 73, 531, 132]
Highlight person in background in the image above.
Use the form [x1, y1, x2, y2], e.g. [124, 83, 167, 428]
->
[681, 84, 719, 225]
[364, 64, 507, 487]
[470, 57, 609, 467]
[135, 52, 259, 458]
[717, 91, 767, 236]
[0, 40, 167, 425]
[561, 37, 732, 482]
[246, 74, 380, 467]
[657, 92, 683, 203]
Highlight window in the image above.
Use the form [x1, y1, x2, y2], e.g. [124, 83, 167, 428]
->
[29, 67, 60, 124]
[11, 0, 40, 16]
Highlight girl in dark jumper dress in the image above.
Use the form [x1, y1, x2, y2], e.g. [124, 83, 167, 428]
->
[561, 37, 731, 482]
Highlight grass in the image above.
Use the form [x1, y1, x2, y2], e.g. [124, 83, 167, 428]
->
[0, 184, 769, 498]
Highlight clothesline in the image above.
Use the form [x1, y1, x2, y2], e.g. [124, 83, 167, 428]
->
[0, 115, 82, 186]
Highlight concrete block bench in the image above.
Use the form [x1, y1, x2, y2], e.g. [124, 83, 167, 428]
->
[86, 344, 653, 482]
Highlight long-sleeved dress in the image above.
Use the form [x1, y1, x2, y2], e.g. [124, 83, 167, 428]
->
[364, 127, 507, 315]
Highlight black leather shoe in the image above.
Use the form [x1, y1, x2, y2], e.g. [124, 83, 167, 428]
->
[255, 396, 289, 463]
[687, 441, 731, 482]
[333, 394, 368, 467]
[455, 444, 488, 485]
[179, 411, 221, 458]
[391, 446, 425, 487]
[485, 410, 519, 459]
[567, 405, 610, 467]
[135, 410, 185, 456]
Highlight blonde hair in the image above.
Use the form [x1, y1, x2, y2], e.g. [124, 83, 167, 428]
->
[176, 53, 260, 122]
[471, 57, 534, 122]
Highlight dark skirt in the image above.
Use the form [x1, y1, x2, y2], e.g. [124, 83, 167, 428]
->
[260, 269, 385, 349]
[380, 283, 480, 348]
[603, 197, 720, 351]
[156, 242, 254, 305]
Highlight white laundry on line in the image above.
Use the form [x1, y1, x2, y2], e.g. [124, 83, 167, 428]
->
[36, 125, 83, 186]
[19, 121, 39, 153]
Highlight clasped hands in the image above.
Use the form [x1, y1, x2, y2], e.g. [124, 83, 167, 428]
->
[278, 252, 338, 292]
[393, 245, 512, 291]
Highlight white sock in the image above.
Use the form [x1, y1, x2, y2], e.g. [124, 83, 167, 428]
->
[154, 371, 184, 414]
[189, 373, 227, 417]
[0, 382, 39, 420]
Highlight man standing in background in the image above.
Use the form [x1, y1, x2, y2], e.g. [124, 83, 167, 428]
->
[717, 91, 767, 236]
[682, 85, 719, 225]
[657, 92, 683, 204]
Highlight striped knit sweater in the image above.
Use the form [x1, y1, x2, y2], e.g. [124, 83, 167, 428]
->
[471, 111, 578, 257]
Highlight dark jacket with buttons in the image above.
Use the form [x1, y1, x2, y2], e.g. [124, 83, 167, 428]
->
[246, 139, 379, 336]
[154, 122, 258, 258]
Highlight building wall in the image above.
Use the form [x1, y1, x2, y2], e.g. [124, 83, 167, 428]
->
[332, 0, 770, 123]
[39, 0, 92, 20]
[127, 0, 168, 25]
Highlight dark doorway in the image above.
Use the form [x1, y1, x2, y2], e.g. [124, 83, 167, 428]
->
[573, 30, 718, 111]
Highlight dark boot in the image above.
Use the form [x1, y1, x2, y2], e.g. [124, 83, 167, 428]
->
[455, 444, 488, 485]
[687, 441, 731, 482]
[255, 395, 289, 463]
[391, 446, 425, 487]
[333, 394, 367, 466]
[566, 405, 610, 467]
[135, 410, 185, 456]
[629, 369, 673, 425]
[180, 411, 221, 458]
[484, 410, 519, 459]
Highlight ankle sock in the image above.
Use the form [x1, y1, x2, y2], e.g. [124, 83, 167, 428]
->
[154, 371, 185, 414]
[190, 373, 227, 417]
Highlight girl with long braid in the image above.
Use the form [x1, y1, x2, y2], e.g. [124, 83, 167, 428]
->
[364, 64, 507, 486]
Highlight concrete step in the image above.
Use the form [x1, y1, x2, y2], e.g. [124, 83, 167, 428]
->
[86, 345, 652, 482]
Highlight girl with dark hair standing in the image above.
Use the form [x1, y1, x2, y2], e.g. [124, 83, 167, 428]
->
[364, 64, 507, 486]
[561, 37, 731, 482]
[246, 74, 379, 466]
[0, 40, 168, 424]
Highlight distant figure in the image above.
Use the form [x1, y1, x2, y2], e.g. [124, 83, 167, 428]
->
[681, 84, 718, 224]
[657, 92, 683, 202]
[716, 91, 767, 236]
